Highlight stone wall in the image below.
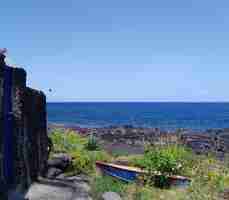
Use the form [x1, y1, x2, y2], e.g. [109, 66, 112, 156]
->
[0, 55, 48, 194]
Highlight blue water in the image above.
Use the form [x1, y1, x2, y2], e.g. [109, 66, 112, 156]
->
[47, 102, 229, 130]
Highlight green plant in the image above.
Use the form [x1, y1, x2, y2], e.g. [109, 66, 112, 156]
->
[69, 150, 93, 174]
[132, 145, 194, 187]
[49, 129, 87, 153]
[85, 134, 100, 151]
[134, 145, 193, 175]
[66, 150, 111, 175]
[50, 129, 111, 175]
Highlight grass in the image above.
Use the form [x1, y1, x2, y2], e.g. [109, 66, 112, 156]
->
[184, 155, 229, 200]
[125, 184, 186, 200]
[90, 175, 127, 200]
[49, 129, 229, 200]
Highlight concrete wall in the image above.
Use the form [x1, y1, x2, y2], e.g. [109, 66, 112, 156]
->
[0, 55, 48, 193]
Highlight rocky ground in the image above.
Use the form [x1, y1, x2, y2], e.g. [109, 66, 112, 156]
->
[25, 176, 92, 200]
[49, 124, 229, 157]
[24, 152, 122, 200]
[24, 153, 92, 200]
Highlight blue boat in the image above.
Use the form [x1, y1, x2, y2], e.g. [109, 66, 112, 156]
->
[96, 161, 145, 182]
[96, 161, 191, 187]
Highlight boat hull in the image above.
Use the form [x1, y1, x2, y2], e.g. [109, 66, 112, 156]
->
[96, 161, 144, 182]
[96, 161, 191, 187]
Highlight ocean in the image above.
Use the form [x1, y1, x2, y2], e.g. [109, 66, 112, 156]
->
[47, 102, 229, 130]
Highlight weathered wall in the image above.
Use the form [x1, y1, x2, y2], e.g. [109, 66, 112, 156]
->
[23, 88, 48, 182]
[0, 55, 48, 194]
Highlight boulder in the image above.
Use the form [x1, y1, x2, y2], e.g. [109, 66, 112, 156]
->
[56, 173, 66, 179]
[46, 167, 63, 179]
[102, 192, 122, 200]
[48, 153, 71, 170]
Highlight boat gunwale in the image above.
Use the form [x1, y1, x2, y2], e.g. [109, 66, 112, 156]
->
[96, 161, 146, 173]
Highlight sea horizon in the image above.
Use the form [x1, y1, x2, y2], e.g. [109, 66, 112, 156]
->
[47, 102, 229, 131]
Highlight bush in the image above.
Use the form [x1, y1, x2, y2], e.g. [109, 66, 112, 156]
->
[50, 129, 111, 175]
[49, 129, 87, 153]
[132, 144, 194, 188]
[67, 150, 111, 175]
[85, 134, 100, 151]
[69, 150, 93, 174]
[134, 145, 193, 175]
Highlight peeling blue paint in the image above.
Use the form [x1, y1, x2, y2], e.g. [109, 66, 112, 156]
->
[3, 66, 14, 187]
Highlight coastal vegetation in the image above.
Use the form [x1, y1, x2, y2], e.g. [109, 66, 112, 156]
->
[49, 129, 229, 200]
[49, 130, 110, 175]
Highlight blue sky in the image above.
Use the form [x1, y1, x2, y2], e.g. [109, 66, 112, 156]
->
[1, 0, 229, 102]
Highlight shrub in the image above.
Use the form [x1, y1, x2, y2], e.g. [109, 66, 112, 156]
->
[134, 145, 193, 175]
[85, 134, 100, 151]
[132, 144, 194, 188]
[69, 150, 93, 174]
[50, 129, 111, 175]
[49, 129, 87, 153]
[67, 150, 111, 175]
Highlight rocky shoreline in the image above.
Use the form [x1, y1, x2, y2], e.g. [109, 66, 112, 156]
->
[48, 123, 229, 157]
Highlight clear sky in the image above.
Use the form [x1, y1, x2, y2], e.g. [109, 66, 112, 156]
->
[1, 0, 229, 102]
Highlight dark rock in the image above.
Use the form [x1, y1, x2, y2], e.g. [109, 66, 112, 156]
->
[48, 153, 71, 170]
[55, 173, 66, 179]
[46, 167, 63, 179]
